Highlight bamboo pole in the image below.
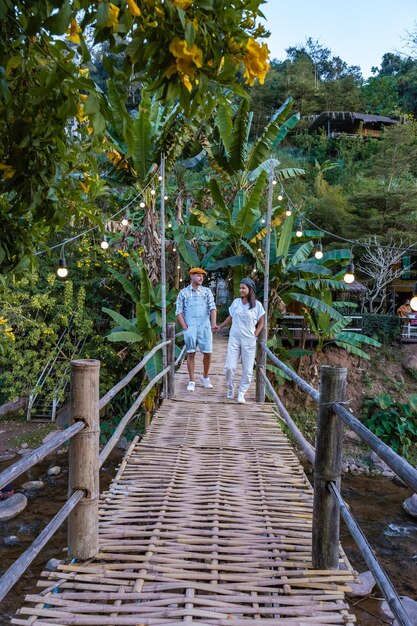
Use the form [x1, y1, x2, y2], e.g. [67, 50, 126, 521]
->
[256, 161, 274, 403]
[68, 359, 100, 560]
[312, 365, 346, 570]
[160, 153, 167, 399]
[167, 323, 175, 399]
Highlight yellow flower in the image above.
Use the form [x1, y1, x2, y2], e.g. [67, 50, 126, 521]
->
[79, 67, 89, 77]
[168, 38, 202, 90]
[173, 0, 193, 8]
[242, 37, 269, 86]
[0, 317, 8, 325]
[79, 180, 91, 193]
[76, 102, 88, 122]
[107, 3, 120, 28]
[66, 19, 82, 44]
[0, 163, 15, 179]
[5, 328, 15, 340]
[79, 93, 88, 102]
[126, 0, 141, 16]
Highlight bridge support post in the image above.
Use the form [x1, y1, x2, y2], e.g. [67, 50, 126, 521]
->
[167, 322, 175, 399]
[68, 359, 100, 560]
[312, 365, 346, 570]
[255, 327, 266, 402]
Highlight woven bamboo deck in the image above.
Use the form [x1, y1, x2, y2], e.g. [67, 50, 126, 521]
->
[12, 336, 356, 625]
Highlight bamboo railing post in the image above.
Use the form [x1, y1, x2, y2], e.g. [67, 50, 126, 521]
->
[167, 322, 175, 399]
[255, 327, 266, 402]
[68, 359, 100, 560]
[312, 365, 346, 570]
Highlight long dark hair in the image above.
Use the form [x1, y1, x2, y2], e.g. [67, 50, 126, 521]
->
[247, 286, 256, 309]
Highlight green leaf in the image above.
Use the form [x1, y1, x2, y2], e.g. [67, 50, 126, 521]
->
[108, 267, 141, 303]
[102, 307, 138, 332]
[44, 0, 72, 35]
[277, 213, 294, 258]
[217, 105, 233, 154]
[288, 292, 345, 322]
[206, 254, 252, 270]
[235, 170, 267, 234]
[136, 302, 156, 342]
[107, 331, 142, 343]
[229, 99, 250, 172]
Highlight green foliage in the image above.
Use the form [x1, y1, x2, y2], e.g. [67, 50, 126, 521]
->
[362, 314, 401, 344]
[363, 392, 417, 462]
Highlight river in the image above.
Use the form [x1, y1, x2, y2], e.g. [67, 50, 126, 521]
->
[1, 455, 416, 625]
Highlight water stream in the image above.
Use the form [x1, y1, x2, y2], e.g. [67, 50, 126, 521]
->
[1, 456, 416, 625]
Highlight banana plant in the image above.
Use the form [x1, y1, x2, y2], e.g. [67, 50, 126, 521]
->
[102, 257, 178, 380]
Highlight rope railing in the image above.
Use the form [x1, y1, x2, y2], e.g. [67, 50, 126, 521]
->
[259, 341, 416, 626]
[0, 324, 180, 604]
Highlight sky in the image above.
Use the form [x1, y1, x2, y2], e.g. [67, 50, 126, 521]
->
[261, 0, 417, 78]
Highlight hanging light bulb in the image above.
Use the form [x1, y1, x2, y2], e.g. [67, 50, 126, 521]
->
[121, 216, 129, 226]
[261, 217, 266, 224]
[177, 265, 181, 269]
[277, 185, 284, 202]
[158, 175, 163, 181]
[164, 195, 168, 201]
[167, 222, 172, 229]
[173, 246, 177, 252]
[314, 242, 323, 260]
[150, 188, 156, 196]
[410, 283, 417, 311]
[295, 218, 303, 237]
[140, 200, 145, 208]
[179, 277, 183, 282]
[100, 235, 109, 250]
[57, 257, 68, 278]
[285, 207, 292, 217]
[343, 262, 355, 284]
[272, 178, 277, 186]
[257, 247, 262, 252]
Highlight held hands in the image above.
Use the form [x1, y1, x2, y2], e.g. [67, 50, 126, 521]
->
[211, 324, 219, 333]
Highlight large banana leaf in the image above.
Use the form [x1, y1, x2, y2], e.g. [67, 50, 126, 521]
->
[136, 302, 156, 342]
[102, 307, 138, 333]
[108, 267, 141, 304]
[209, 178, 229, 215]
[174, 230, 200, 267]
[201, 238, 230, 265]
[288, 292, 346, 322]
[277, 213, 294, 259]
[145, 350, 163, 381]
[289, 241, 314, 265]
[246, 99, 294, 172]
[231, 189, 246, 225]
[107, 331, 142, 343]
[206, 254, 252, 270]
[278, 167, 306, 179]
[217, 105, 233, 155]
[139, 263, 155, 307]
[319, 248, 352, 266]
[334, 341, 372, 360]
[132, 90, 152, 180]
[234, 170, 267, 234]
[288, 262, 333, 276]
[229, 99, 250, 172]
[271, 113, 301, 149]
[334, 331, 380, 347]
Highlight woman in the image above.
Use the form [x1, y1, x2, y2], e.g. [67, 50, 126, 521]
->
[217, 278, 265, 403]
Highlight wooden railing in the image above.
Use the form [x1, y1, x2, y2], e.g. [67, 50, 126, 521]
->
[0, 323, 182, 603]
[255, 341, 417, 626]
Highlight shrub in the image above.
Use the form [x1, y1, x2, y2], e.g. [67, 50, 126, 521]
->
[362, 314, 401, 344]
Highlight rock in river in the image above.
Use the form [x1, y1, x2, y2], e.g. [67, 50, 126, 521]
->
[0, 493, 28, 521]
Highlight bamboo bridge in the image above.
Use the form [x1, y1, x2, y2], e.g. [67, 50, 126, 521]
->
[2, 332, 417, 625]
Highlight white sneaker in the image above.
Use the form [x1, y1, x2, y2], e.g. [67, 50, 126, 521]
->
[187, 381, 195, 391]
[200, 375, 213, 389]
[226, 385, 234, 399]
[237, 392, 246, 404]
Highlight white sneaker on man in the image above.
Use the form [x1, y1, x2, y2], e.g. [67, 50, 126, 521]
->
[226, 385, 234, 399]
[200, 375, 213, 389]
[187, 381, 195, 391]
[237, 392, 246, 404]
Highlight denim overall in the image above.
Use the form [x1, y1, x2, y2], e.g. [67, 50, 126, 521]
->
[184, 291, 212, 353]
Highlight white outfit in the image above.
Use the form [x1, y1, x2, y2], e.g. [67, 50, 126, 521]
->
[224, 299, 265, 394]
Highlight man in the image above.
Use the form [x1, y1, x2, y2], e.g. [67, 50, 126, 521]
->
[176, 268, 217, 391]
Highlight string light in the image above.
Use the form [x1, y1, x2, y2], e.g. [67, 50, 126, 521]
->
[140, 200, 145, 208]
[295, 218, 303, 238]
[272, 178, 277, 186]
[177, 264, 181, 269]
[173, 246, 177, 252]
[258, 247, 262, 252]
[57, 245, 68, 278]
[314, 242, 323, 260]
[167, 222, 172, 229]
[121, 216, 129, 226]
[261, 217, 266, 224]
[158, 175, 163, 181]
[410, 283, 417, 311]
[164, 195, 168, 201]
[150, 188, 156, 196]
[285, 207, 292, 217]
[343, 261, 355, 284]
[100, 235, 109, 250]
[277, 185, 284, 202]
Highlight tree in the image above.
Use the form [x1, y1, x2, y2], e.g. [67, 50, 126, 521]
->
[0, 0, 270, 275]
[356, 237, 406, 313]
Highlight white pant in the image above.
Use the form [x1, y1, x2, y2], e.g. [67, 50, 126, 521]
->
[224, 334, 257, 393]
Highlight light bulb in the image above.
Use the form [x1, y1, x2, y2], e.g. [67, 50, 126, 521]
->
[253, 268, 257, 273]
[100, 236, 109, 250]
[296, 229, 303, 237]
[180, 278, 183, 282]
[121, 217, 129, 226]
[57, 258, 68, 278]
[167, 222, 172, 228]
[272, 179, 277, 186]
[177, 265, 181, 269]
[411, 297, 417, 311]
[314, 243, 323, 260]
[258, 247, 262, 252]
[261, 218, 266, 224]
[173, 247, 177, 252]
[285, 208, 292, 217]
[140, 201, 145, 208]
[278, 193, 283, 201]
[150, 188, 156, 195]
[343, 262, 355, 284]
[295, 218, 303, 237]
[158, 175, 163, 181]
[164, 195, 168, 200]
